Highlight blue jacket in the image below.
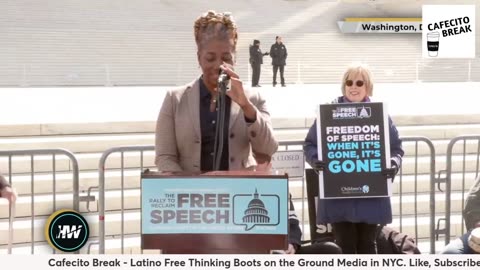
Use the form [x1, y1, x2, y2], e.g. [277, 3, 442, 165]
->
[303, 96, 404, 224]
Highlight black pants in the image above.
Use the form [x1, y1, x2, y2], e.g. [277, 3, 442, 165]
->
[332, 222, 378, 254]
[251, 63, 261, 86]
[296, 241, 342, 254]
[273, 65, 285, 85]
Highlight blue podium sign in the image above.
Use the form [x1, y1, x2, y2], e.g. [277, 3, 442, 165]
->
[141, 176, 288, 236]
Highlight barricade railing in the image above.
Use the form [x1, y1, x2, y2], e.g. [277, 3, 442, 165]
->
[303, 136, 436, 254]
[96, 142, 306, 254]
[442, 135, 480, 244]
[96, 137, 436, 254]
[0, 149, 80, 254]
[278, 137, 437, 253]
[0, 136, 472, 254]
[278, 140, 304, 151]
[396, 137, 436, 254]
[276, 140, 306, 238]
[97, 145, 155, 254]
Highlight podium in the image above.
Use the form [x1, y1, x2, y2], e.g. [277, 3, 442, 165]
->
[140, 171, 289, 254]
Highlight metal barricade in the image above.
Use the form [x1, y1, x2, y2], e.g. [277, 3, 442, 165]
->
[278, 140, 304, 151]
[441, 135, 480, 244]
[302, 136, 436, 254]
[96, 138, 437, 254]
[97, 145, 155, 254]
[279, 138, 437, 253]
[395, 137, 436, 254]
[0, 149, 80, 254]
[276, 140, 306, 238]
[97, 142, 306, 254]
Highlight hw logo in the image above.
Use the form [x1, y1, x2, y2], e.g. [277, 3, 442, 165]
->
[45, 210, 89, 252]
[57, 225, 83, 239]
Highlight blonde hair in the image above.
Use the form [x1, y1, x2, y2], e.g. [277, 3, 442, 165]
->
[194, 10, 238, 50]
[341, 63, 374, 97]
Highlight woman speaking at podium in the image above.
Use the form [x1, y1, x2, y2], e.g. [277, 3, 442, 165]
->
[154, 11, 296, 254]
[153, 11, 345, 255]
[155, 11, 277, 173]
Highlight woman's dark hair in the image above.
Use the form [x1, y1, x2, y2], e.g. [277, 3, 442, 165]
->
[194, 10, 238, 50]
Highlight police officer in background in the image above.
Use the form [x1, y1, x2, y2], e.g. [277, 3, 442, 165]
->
[249, 39, 268, 87]
[270, 36, 287, 87]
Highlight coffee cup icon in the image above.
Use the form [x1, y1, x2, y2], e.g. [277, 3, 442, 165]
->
[427, 32, 440, 57]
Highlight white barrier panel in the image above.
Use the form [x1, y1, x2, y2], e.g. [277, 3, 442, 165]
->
[271, 151, 305, 178]
[1, 254, 480, 270]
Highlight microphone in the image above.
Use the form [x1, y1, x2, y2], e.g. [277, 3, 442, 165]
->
[213, 69, 230, 170]
[217, 69, 231, 84]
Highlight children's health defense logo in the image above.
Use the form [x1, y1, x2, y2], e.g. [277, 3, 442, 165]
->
[232, 189, 280, 231]
[422, 5, 475, 58]
[45, 209, 89, 252]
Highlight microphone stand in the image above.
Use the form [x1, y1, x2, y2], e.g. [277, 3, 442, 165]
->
[212, 78, 229, 171]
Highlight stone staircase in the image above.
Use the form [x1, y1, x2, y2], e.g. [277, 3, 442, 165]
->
[1, 0, 479, 87]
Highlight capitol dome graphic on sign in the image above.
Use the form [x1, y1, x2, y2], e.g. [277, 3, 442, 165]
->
[358, 106, 371, 118]
[242, 188, 270, 223]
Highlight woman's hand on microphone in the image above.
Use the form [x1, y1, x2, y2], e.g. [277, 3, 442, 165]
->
[219, 63, 247, 106]
[220, 63, 257, 122]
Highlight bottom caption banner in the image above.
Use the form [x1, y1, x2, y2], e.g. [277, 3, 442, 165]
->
[2, 255, 480, 269]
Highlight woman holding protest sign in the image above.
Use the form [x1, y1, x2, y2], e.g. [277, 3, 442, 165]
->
[303, 63, 404, 254]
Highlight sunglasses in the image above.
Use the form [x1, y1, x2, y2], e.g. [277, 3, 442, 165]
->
[345, 80, 364, 87]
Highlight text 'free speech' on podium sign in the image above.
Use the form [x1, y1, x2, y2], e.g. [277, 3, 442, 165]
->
[317, 102, 391, 199]
[140, 172, 289, 253]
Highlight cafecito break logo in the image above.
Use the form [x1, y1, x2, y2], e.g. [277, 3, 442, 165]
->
[45, 209, 89, 252]
[422, 5, 475, 58]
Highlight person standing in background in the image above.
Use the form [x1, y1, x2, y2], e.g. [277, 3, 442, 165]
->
[270, 36, 287, 87]
[249, 39, 269, 87]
